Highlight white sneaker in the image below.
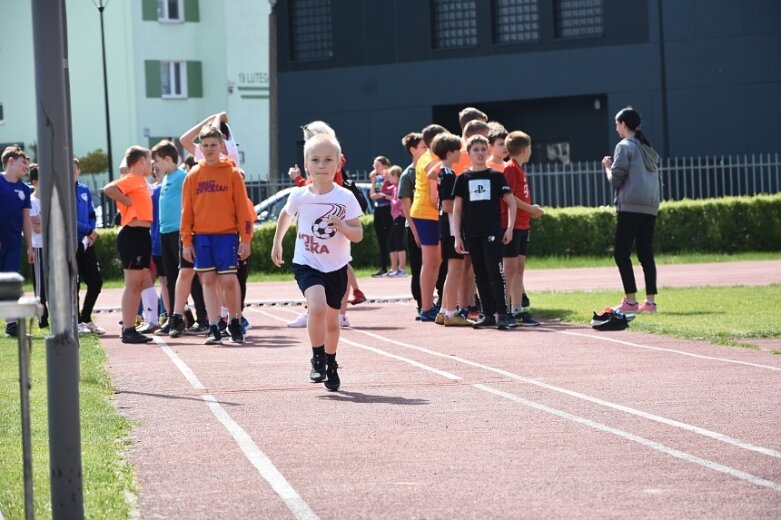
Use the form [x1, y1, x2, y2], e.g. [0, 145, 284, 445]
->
[287, 312, 308, 328]
[386, 269, 398, 277]
[79, 321, 106, 336]
[339, 313, 350, 328]
[391, 269, 407, 277]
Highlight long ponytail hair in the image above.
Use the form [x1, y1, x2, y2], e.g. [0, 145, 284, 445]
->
[615, 106, 652, 147]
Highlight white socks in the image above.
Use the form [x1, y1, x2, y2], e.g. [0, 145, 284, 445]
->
[141, 288, 159, 325]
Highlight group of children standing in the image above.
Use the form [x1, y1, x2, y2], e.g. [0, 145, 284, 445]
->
[398, 107, 544, 330]
[102, 113, 256, 346]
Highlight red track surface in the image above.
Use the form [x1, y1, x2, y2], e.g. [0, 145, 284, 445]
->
[98, 261, 781, 519]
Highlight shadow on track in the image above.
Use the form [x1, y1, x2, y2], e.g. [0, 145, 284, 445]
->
[317, 391, 429, 406]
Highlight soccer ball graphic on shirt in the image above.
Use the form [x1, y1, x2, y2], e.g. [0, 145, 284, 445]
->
[312, 216, 337, 239]
[311, 203, 347, 240]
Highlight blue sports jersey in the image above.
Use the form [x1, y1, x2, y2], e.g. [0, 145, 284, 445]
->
[0, 173, 32, 248]
[159, 169, 186, 233]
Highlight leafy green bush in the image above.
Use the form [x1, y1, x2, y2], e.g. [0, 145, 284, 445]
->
[19, 194, 780, 282]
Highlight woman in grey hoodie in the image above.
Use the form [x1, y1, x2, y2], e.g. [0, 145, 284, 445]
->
[602, 107, 661, 314]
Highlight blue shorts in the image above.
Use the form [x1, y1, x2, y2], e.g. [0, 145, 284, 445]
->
[0, 245, 21, 273]
[292, 263, 348, 310]
[193, 234, 238, 274]
[412, 218, 440, 246]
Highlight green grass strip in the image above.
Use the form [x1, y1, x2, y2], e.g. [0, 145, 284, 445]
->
[0, 333, 134, 519]
[532, 285, 781, 349]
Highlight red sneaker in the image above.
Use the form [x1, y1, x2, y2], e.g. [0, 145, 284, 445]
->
[349, 289, 367, 305]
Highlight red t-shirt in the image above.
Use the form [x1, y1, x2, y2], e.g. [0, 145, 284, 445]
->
[501, 159, 531, 230]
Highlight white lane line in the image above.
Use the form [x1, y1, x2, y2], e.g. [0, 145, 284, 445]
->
[153, 337, 320, 520]
[540, 327, 781, 372]
[474, 384, 781, 492]
[251, 309, 461, 381]
[347, 328, 781, 460]
[392, 300, 781, 372]
[249, 311, 781, 492]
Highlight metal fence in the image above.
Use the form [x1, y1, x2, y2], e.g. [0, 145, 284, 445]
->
[91, 153, 780, 226]
[524, 153, 781, 208]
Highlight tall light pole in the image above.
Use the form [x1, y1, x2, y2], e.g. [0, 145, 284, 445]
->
[93, 0, 115, 223]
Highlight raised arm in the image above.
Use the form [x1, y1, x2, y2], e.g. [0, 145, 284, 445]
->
[179, 113, 220, 156]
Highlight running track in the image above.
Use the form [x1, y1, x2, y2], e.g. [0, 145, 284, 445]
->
[99, 261, 781, 519]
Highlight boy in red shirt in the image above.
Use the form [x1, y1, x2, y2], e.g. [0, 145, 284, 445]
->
[181, 126, 254, 344]
[502, 131, 544, 325]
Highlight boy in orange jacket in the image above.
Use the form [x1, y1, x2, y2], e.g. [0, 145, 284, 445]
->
[181, 125, 253, 344]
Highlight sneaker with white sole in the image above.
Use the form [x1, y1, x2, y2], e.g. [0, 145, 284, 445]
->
[79, 321, 106, 335]
[638, 301, 657, 313]
[339, 313, 350, 328]
[444, 313, 474, 327]
[287, 312, 308, 328]
[615, 298, 639, 314]
[324, 361, 340, 391]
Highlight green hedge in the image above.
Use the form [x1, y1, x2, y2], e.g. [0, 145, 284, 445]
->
[21, 194, 781, 280]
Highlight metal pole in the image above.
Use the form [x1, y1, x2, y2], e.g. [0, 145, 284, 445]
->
[31, 0, 85, 518]
[18, 318, 33, 520]
[657, 0, 670, 157]
[269, 0, 279, 182]
[98, 0, 116, 224]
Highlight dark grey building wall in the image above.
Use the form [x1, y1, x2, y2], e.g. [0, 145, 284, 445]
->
[274, 0, 781, 176]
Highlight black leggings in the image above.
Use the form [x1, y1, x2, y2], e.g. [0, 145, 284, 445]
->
[407, 230, 422, 311]
[388, 216, 406, 252]
[614, 211, 657, 295]
[466, 236, 508, 316]
[373, 205, 392, 271]
[77, 242, 103, 323]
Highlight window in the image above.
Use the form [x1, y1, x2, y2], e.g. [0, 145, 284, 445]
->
[433, 0, 478, 49]
[554, 0, 604, 39]
[157, 0, 184, 22]
[290, 0, 333, 61]
[161, 61, 187, 98]
[492, 0, 539, 44]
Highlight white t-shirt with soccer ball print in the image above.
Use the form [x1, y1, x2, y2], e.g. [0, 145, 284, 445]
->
[283, 183, 364, 273]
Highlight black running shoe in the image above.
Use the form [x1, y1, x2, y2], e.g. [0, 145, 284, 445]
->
[204, 325, 222, 345]
[5, 322, 18, 338]
[154, 322, 172, 336]
[168, 313, 186, 338]
[183, 308, 195, 328]
[496, 313, 518, 330]
[472, 315, 498, 329]
[324, 361, 340, 391]
[183, 323, 209, 336]
[227, 318, 244, 344]
[218, 318, 229, 338]
[310, 355, 326, 382]
[121, 328, 153, 344]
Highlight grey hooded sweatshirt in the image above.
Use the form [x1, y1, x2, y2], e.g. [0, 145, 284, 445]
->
[607, 136, 661, 215]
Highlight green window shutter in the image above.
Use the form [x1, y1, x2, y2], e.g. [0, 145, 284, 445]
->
[187, 61, 203, 98]
[184, 0, 200, 22]
[145, 60, 162, 98]
[142, 0, 158, 21]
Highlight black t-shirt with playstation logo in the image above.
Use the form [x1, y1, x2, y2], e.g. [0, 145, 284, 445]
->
[452, 168, 510, 239]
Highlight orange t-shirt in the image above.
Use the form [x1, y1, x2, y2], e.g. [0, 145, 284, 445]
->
[115, 173, 153, 227]
[180, 158, 254, 247]
[246, 197, 257, 238]
[452, 148, 472, 174]
[487, 159, 506, 172]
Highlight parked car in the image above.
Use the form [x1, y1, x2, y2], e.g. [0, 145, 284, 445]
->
[254, 182, 374, 224]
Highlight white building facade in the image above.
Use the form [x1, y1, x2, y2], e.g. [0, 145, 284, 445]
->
[0, 0, 270, 181]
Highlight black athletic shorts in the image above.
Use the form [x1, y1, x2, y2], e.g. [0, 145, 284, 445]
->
[292, 263, 348, 310]
[117, 226, 152, 270]
[151, 255, 165, 277]
[440, 235, 464, 261]
[503, 229, 529, 258]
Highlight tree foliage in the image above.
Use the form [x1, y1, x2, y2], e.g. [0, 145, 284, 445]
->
[79, 148, 108, 174]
